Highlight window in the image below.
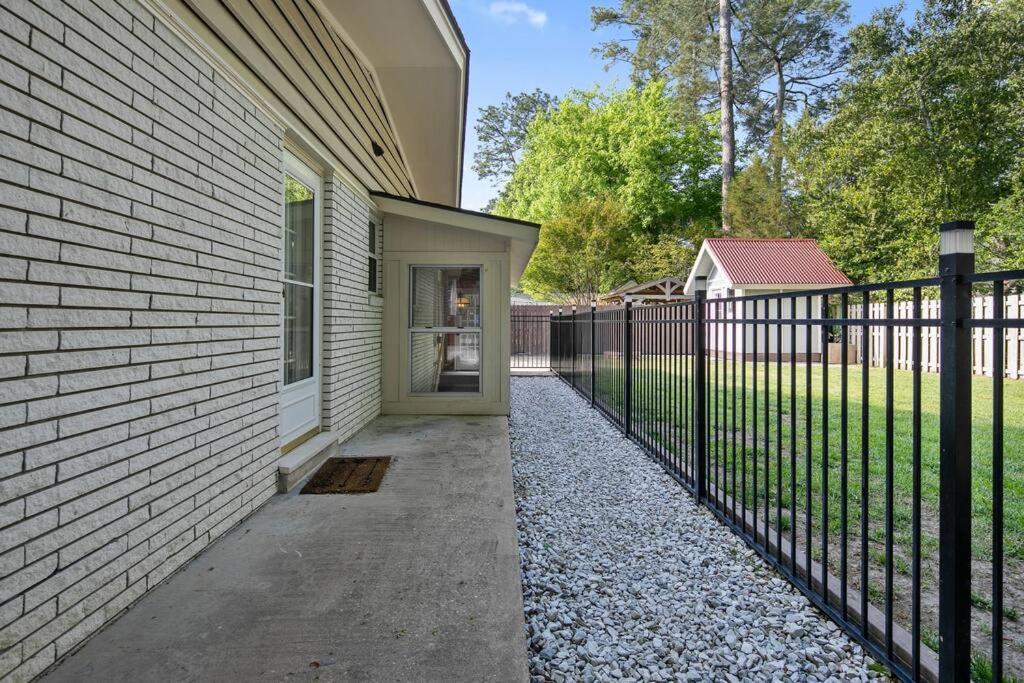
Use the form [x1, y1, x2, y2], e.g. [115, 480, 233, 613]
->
[408, 266, 481, 393]
[367, 219, 378, 293]
[282, 174, 316, 385]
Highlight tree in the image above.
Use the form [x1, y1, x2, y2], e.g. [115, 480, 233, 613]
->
[519, 196, 632, 305]
[472, 89, 557, 185]
[592, 0, 736, 228]
[625, 231, 700, 284]
[496, 82, 720, 235]
[719, 0, 736, 232]
[733, 0, 848, 193]
[591, 0, 718, 118]
[724, 155, 805, 237]
[795, 0, 1024, 282]
[497, 82, 720, 292]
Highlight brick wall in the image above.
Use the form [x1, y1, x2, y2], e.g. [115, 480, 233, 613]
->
[321, 178, 383, 439]
[0, 0, 383, 678]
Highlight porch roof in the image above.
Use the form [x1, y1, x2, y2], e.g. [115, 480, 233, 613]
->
[371, 191, 540, 286]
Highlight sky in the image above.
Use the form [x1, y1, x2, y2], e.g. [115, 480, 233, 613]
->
[448, 0, 922, 212]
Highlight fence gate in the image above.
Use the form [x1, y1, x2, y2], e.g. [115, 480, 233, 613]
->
[511, 305, 551, 368]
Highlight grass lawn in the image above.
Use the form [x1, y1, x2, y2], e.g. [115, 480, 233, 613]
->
[579, 352, 1024, 677]
[612, 355, 1024, 562]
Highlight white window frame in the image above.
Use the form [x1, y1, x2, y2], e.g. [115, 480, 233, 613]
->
[407, 264, 483, 395]
[278, 150, 323, 447]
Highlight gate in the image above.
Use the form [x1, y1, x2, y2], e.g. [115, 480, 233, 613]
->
[511, 305, 551, 368]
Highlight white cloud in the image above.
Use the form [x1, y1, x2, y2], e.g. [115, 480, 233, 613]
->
[488, 1, 547, 28]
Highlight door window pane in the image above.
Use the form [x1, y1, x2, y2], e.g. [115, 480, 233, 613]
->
[284, 282, 313, 385]
[410, 332, 480, 393]
[410, 267, 480, 328]
[284, 175, 315, 284]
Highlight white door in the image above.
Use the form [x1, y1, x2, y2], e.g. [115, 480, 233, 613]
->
[279, 153, 321, 448]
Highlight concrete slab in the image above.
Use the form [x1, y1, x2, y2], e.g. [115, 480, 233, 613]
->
[43, 416, 528, 683]
[510, 368, 552, 377]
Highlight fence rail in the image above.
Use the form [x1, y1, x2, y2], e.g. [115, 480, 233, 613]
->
[549, 222, 1019, 682]
[851, 294, 1024, 377]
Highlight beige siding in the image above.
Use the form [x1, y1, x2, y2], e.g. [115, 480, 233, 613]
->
[382, 217, 511, 416]
[180, 0, 414, 198]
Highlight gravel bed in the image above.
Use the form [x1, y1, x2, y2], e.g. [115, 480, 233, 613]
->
[510, 377, 881, 682]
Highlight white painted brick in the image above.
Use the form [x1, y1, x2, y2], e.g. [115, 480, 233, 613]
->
[57, 366, 148, 396]
[0, 555, 58, 606]
[0, 0, 375, 666]
[58, 470, 149, 524]
[58, 329, 150, 350]
[0, 376, 57, 405]
[28, 348, 128, 374]
[57, 398, 149, 437]
[6, 643, 55, 683]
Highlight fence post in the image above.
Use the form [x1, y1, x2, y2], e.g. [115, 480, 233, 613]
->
[937, 220, 974, 682]
[557, 309, 565, 378]
[590, 300, 597, 407]
[694, 276, 708, 501]
[571, 306, 577, 390]
[624, 295, 633, 437]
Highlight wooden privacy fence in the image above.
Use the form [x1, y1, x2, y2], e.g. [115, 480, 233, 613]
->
[850, 294, 1024, 378]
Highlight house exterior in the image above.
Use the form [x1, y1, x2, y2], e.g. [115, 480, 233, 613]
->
[683, 238, 851, 360]
[0, 1, 537, 678]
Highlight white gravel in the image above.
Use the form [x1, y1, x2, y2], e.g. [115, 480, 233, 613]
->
[510, 377, 880, 682]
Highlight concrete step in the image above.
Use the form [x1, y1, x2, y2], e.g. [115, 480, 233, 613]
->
[277, 432, 338, 492]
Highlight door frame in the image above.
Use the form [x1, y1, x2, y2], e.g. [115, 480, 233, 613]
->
[279, 150, 323, 450]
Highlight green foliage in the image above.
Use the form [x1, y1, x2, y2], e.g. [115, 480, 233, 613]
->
[497, 82, 720, 295]
[496, 82, 720, 234]
[733, 0, 849, 152]
[796, 0, 1024, 283]
[625, 231, 700, 285]
[591, 0, 719, 119]
[725, 155, 807, 237]
[518, 196, 632, 305]
[472, 89, 558, 184]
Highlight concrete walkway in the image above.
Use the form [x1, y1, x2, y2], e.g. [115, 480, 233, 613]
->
[43, 416, 528, 682]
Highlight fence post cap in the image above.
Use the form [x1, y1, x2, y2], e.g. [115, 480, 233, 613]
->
[590, 300, 597, 309]
[939, 220, 975, 233]
[624, 294, 633, 305]
[939, 220, 975, 256]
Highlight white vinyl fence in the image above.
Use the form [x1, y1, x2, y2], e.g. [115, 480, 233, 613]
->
[849, 295, 1024, 378]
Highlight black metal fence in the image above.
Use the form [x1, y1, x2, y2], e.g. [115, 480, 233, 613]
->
[549, 222, 1020, 682]
[511, 305, 552, 368]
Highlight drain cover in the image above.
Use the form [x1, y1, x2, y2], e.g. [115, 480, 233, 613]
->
[300, 457, 391, 494]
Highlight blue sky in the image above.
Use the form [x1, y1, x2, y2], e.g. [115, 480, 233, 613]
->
[449, 0, 921, 211]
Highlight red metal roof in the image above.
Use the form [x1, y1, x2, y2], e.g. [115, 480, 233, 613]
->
[705, 238, 852, 286]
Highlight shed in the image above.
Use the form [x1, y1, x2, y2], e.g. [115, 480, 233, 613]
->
[683, 238, 852, 361]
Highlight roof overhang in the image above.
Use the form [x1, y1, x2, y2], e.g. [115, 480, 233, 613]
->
[319, 0, 468, 205]
[371, 192, 540, 286]
[683, 241, 733, 295]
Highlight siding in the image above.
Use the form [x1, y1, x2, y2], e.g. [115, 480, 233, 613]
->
[321, 178, 383, 439]
[0, 0, 383, 678]
[181, 0, 415, 198]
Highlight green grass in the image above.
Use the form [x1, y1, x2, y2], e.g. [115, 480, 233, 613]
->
[591, 355, 1024, 562]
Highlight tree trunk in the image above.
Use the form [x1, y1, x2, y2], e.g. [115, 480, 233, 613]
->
[771, 58, 786, 197]
[719, 0, 735, 233]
